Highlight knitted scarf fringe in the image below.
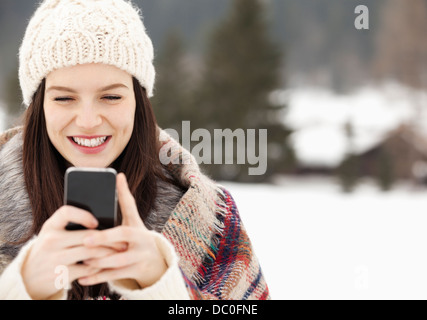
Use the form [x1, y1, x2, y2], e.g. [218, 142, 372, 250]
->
[192, 185, 228, 285]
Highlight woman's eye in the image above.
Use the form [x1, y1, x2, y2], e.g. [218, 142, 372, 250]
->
[103, 96, 121, 101]
[54, 97, 73, 102]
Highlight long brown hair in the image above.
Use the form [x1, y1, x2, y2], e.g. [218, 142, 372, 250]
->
[22, 77, 166, 299]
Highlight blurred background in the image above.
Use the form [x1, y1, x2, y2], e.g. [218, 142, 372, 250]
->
[1, 0, 427, 299]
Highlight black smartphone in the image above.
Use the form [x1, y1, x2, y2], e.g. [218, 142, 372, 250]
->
[64, 167, 118, 230]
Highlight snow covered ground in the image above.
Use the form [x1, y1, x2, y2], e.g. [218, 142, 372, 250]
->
[221, 177, 427, 300]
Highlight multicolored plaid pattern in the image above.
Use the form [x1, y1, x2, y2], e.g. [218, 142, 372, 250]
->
[163, 187, 270, 300]
[159, 130, 270, 300]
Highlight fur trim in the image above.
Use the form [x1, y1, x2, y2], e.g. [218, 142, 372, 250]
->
[0, 132, 32, 273]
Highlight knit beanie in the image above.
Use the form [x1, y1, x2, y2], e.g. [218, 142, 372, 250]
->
[19, 0, 155, 107]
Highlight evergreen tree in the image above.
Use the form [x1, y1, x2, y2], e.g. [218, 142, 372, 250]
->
[195, 0, 294, 182]
[151, 31, 193, 131]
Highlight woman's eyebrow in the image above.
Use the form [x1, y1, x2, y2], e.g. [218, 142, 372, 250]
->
[46, 83, 129, 93]
[46, 86, 77, 93]
[99, 83, 129, 92]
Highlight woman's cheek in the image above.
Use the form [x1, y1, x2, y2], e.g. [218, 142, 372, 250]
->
[111, 105, 135, 136]
[44, 104, 70, 129]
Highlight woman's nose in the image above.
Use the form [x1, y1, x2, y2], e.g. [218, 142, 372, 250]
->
[75, 104, 102, 129]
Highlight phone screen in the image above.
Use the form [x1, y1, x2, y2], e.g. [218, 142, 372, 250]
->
[65, 168, 117, 230]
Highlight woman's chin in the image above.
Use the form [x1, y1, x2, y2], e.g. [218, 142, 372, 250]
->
[66, 158, 111, 169]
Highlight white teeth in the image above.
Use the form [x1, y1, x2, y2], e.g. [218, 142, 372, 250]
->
[72, 136, 108, 148]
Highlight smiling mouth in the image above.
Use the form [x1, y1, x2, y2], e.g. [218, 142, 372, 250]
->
[69, 136, 111, 148]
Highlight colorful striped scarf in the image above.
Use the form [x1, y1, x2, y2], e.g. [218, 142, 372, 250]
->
[158, 130, 270, 299]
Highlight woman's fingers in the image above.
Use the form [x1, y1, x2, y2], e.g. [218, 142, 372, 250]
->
[61, 245, 117, 266]
[83, 251, 140, 269]
[78, 267, 132, 286]
[43, 205, 98, 231]
[79, 249, 167, 288]
[102, 241, 129, 253]
[39, 229, 92, 251]
[68, 264, 102, 285]
[55, 173, 167, 288]
[84, 226, 140, 248]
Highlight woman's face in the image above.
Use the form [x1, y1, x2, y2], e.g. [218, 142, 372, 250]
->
[44, 63, 136, 168]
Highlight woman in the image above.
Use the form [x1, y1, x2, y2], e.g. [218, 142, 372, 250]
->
[0, 0, 269, 300]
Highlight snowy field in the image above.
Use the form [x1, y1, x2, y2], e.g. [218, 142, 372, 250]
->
[221, 177, 427, 300]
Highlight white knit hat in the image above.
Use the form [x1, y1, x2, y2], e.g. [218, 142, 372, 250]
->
[19, 0, 155, 107]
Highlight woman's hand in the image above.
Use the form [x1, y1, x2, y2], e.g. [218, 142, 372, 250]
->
[21, 206, 118, 300]
[78, 173, 168, 289]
